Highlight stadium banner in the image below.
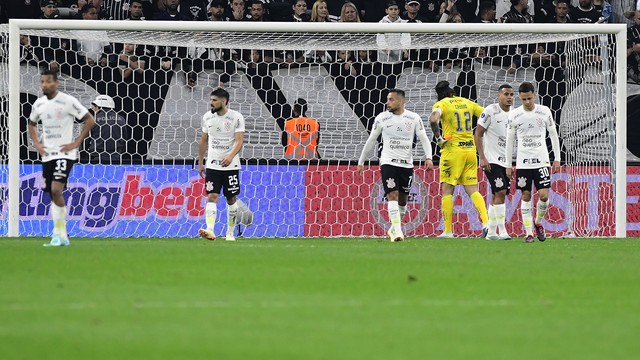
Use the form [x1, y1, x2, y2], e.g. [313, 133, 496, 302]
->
[0, 164, 305, 238]
[1, 164, 639, 237]
[305, 166, 640, 238]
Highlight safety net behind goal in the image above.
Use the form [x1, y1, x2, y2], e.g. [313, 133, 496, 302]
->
[0, 22, 626, 238]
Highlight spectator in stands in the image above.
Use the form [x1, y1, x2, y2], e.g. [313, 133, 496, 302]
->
[503, 0, 533, 23]
[592, 0, 612, 23]
[180, 0, 209, 20]
[329, 49, 357, 76]
[229, 0, 250, 20]
[154, 0, 190, 20]
[570, 0, 600, 23]
[115, 43, 146, 81]
[75, 5, 109, 66]
[628, 11, 640, 82]
[406, 0, 439, 22]
[267, 0, 295, 21]
[457, 0, 480, 24]
[41, 0, 60, 19]
[496, 0, 533, 20]
[0, 0, 42, 23]
[311, 0, 330, 22]
[292, 0, 309, 21]
[208, 0, 228, 21]
[100, 0, 144, 20]
[249, 0, 267, 21]
[534, 0, 556, 22]
[339, 2, 361, 22]
[403, 1, 423, 22]
[377, 1, 410, 63]
[18, 35, 44, 67]
[126, 0, 146, 20]
[551, 0, 571, 23]
[438, 0, 457, 22]
[444, 11, 463, 22]
[478, 1, 498, 22]
[357, 49, 373, 63]
[282, 98, 321, 159]
[305, 1, 333, 62]
[87, 0, 113, 19]
[61, 0, 87, 18]
[87, 94, 128, 163]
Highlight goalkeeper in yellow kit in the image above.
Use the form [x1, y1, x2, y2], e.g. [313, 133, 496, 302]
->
[429, 81, 489, 238]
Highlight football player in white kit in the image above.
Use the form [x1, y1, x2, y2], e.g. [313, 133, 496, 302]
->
[358, 89, 434, 241]
[29, 69, 96, 247]
[505, 82, 561, 243]
[474, 84, 514, 240]
[197, 88, 245, 241]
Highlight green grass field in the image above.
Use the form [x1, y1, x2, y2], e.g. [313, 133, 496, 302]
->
[1, 237, 639, 360]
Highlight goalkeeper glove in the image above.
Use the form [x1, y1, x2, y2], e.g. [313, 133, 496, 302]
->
[436, 136, 448, 147]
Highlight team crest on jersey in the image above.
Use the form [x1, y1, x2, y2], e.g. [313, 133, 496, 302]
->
[224, 121, 231, 131]
[206, 181, 214, 192]
[495, 178, 504, 188]
[405, 122, 412, 131]
[537, 118, 544, 127]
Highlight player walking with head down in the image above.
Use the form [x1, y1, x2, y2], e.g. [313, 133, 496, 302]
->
[358, 89, 434, 242]
[474, 84, 514, 240]
[430, 80, 489, 238]
[198, 88, 245, 241]
[505, 82, 561, 243]
[29, 69, 96, 247]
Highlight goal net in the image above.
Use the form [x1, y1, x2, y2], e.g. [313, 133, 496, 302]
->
[0, 21, 628, 238]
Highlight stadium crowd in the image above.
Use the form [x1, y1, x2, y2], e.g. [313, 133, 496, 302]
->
[0, 0, 638, 163]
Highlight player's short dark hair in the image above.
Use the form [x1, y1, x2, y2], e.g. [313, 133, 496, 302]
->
[294, 98, 307, 116]
[498, 84, 512, 91]
[211, 88, 230, 103]
[386, 0, 398, 9]
[389, 88, 405, 98]
[518, 82, 535, 93]
[435, 80, 455, 100]
[555, 0, 570, 6]
[41, 69, 58, 81]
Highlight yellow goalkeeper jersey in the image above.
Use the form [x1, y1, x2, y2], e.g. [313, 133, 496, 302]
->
[432, 96, 484, 153]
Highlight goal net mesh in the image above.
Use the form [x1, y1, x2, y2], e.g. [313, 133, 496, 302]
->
[0, 24, 620, 238]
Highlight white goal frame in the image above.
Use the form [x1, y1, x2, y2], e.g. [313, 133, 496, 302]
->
[6, 20, 627, 238]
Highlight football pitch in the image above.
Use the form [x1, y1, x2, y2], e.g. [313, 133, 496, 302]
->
[1, 237, 639, 360]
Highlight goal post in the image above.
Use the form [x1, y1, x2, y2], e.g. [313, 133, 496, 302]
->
[2, 20, 628, 238]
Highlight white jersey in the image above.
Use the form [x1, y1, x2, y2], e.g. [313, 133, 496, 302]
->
[202, 108, 245, 171]
[477, 103, 510, 167]
[29, 91, 89, 162]
[358, 109, 432, 169]
[505, 104, 561, 169]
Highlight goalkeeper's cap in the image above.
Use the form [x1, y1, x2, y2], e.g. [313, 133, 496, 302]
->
[92, 94, 115, 109]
